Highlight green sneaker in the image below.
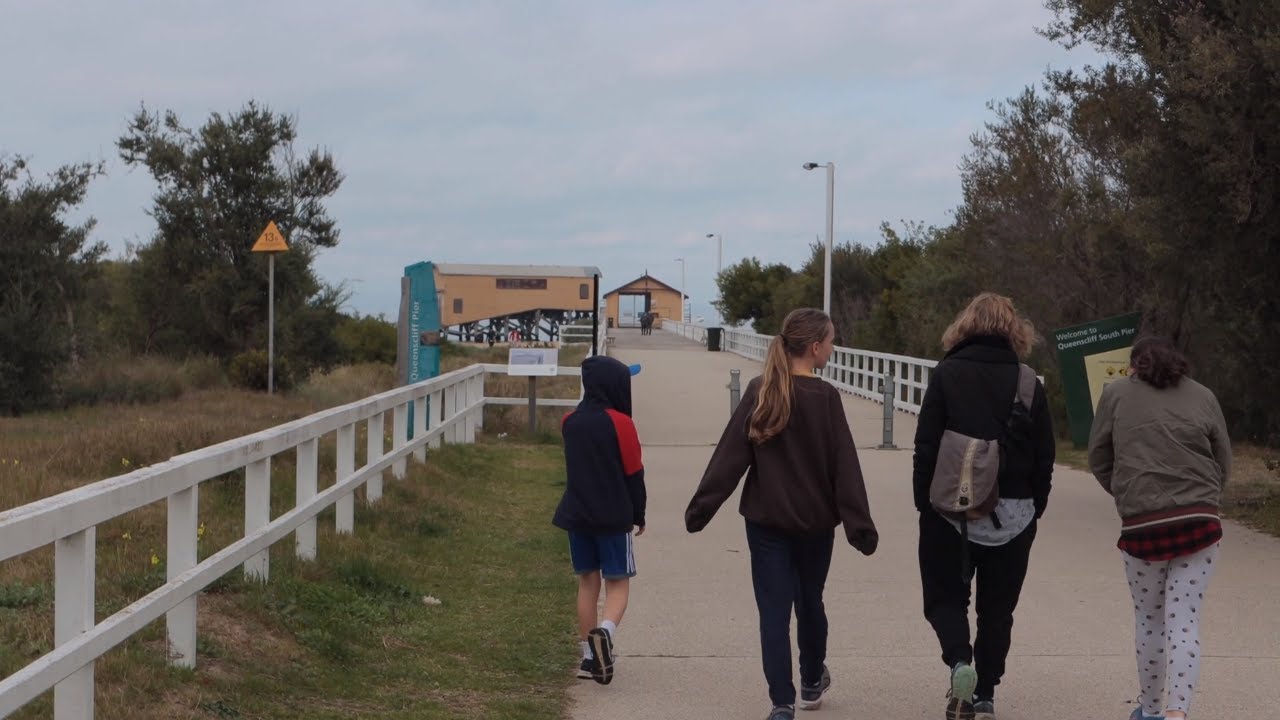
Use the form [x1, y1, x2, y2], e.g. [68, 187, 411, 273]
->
[945, 662, 978, 720]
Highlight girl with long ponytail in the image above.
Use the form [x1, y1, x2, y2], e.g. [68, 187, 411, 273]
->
[685, 308, 879, 719]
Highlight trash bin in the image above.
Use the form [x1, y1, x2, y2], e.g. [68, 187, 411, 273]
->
[707, 327, 723, 352]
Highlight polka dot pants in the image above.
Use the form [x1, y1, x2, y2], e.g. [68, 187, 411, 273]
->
[1123, 542, 1219, 717]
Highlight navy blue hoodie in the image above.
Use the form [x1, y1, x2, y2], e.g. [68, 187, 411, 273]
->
[553, 356, 646, 534]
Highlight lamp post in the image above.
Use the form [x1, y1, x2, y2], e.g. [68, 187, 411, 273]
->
[705, 233, 722, 275]
[674, 257, 687, 323]
[803, 162, 834, 315]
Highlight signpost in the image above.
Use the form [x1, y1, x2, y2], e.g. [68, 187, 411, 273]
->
[400, 262, 443, 437]
[251, 221, 290, 394]
[507, 346, 559, 434]
[1052, 312, 1142, 447]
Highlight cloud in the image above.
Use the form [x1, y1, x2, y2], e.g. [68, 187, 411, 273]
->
[1, 0, 1096, 319]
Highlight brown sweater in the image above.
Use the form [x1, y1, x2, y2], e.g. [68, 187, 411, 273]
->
[684, 374, 879, 555]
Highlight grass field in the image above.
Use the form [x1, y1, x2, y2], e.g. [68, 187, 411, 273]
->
[0, 347, 589, 719]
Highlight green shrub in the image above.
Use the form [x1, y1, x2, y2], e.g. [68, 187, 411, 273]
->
[228, 351, 294, 392]
[334, 314, 397, 365]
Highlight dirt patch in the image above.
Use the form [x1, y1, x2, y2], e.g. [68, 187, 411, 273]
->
[198, 592, 299, 666]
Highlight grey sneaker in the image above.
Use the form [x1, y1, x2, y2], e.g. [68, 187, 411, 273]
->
[766, 706, 795, 720]
[576, 657, 594, 680]
[973, 699, 995, 719]
[797, 664, 831, 710]
[587, 627, 614, 685]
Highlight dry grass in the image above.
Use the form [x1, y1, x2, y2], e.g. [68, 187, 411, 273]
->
[0, 362, 404, 715]
[0, 353, 576, 719]
[1219, 445, 1280, 536]
[440, 344, 589, 440]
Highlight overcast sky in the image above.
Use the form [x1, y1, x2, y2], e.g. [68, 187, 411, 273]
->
[1, 1, 1095, 323]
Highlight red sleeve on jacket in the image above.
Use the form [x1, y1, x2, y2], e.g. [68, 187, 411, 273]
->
[605, 409, 643, 475]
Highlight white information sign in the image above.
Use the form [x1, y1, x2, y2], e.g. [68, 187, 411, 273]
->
[506, 347, 560, 376]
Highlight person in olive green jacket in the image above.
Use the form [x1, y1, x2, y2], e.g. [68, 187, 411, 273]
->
[1088, 336, 1232, 720]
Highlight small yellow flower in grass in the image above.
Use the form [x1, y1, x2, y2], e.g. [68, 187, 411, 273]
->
[150, 551, 160, 567]
[122, 532, 132, 541]
[121, 458, 131, 468]
[197, 523, 206, 540]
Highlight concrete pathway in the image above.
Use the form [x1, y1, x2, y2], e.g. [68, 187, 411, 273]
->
[567, 328, 1277, 719]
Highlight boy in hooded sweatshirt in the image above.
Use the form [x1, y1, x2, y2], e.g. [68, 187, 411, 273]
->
[553, 355, 646, 685]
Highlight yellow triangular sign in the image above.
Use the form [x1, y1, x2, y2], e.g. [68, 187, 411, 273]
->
[252, 221, 289, 253]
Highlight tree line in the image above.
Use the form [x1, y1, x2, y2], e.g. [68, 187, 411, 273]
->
[715, 0, 1279, 445]
[1, 102, 394, 414]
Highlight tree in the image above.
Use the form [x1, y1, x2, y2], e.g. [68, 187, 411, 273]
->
[855, 223, 930, 352]
[713, 258, 795, 333]
[335, 313, 398, 365]
[0, 157, 106, 414]
[1040, 0, 1280, 443]
[117, 102, 345, 374]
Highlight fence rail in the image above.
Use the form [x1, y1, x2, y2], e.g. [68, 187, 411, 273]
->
[660, 320, 938, 414]
[560, 322, 609, 357]
[0, 362, 587, 719]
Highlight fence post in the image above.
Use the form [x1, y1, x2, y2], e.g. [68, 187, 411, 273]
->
[728, 369, 741, 414]
[526, 377, 538, 435]
[445, 383, 459, 442]
[54, 528, 95, 720]
[296, 438, 318, 560]
[878, 374, 898, 449]
[366, 412, 384, 504]
[336, 423, 355, 534]
[463, 375, 477, 443]
[471, 374, 485, 431]
[244, 458, 270, 580]
[392, 403, 408, 479]
[412, 396, 427, 463]
[428, 390, 443, 449]
[166, 487, 198, 668]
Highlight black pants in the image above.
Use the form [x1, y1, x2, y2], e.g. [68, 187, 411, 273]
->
[745, 519, 834, 707]
[918, 510, 1037, 700]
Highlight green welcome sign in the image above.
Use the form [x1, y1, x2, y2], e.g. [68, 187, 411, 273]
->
[1052, 312, 1143, 447]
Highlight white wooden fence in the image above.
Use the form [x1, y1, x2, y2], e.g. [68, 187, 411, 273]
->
[0, 360, 591, 719]
[661, 320, 939, 414]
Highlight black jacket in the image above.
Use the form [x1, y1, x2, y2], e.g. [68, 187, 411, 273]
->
[553, 356, 647, 534]
[912, 335, 1055, 517]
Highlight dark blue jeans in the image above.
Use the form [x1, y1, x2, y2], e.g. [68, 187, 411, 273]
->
[745, 519, 835, 707]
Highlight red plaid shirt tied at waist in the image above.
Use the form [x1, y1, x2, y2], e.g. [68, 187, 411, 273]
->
[1117, 504, 1223, 561]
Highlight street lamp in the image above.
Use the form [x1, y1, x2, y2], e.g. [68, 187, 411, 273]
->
[705, 233, 722, 275]
[803, 162, 834, 315]
[674, 257, 687, 323]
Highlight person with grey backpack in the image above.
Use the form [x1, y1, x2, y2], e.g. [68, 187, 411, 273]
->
[912, 293, 1056, 720]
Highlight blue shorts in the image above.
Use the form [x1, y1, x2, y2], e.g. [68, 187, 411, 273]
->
[568, 531, 636, 579]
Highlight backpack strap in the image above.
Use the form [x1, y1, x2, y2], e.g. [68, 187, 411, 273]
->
[1014, 364, 1036, 411]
